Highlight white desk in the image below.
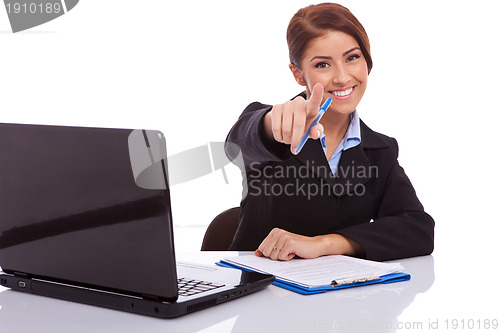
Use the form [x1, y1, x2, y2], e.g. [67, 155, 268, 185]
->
[0, 252, 498, 333]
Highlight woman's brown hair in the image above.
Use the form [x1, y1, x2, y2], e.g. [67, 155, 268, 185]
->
[287, 3, 373, 73]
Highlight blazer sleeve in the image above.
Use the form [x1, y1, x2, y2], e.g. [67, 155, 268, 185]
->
[336, 139, 435, 261]
[225, 102, 290, 169]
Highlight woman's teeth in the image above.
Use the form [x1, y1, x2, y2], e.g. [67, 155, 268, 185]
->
[332, 87, 353, 97]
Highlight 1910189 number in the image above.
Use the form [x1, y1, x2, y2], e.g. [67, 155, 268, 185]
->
[6, 2, 62, 14]
[444, 319, 498, 330]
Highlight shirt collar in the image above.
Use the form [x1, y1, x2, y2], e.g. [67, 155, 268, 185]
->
[319, 109, 361, 149]
[345, 109, 361, 148]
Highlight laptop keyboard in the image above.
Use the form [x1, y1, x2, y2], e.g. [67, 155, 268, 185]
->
[177, 278, 225, 297]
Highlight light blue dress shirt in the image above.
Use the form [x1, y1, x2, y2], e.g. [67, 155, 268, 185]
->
[319, 110, 361, 176]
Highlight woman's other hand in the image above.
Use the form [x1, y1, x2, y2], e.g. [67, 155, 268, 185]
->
[255, 228, 365, 261]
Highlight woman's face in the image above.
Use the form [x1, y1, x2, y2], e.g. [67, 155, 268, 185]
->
[291, 30, 368, 116]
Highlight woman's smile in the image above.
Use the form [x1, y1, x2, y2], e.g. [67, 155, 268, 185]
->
[328, 85, 355, 100]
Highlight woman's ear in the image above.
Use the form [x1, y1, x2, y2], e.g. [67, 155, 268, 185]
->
[289, 63, 306, 86]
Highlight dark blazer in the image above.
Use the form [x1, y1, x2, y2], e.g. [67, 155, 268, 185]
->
[225, 95, 434, 261]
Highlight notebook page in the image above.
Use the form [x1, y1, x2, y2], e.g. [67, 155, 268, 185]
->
[223, 255, 403, 287]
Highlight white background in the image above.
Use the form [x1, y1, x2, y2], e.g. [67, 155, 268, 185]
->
[1, 0, 500, 329]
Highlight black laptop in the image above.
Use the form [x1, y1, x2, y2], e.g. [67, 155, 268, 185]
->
[0, 122, 273, 318]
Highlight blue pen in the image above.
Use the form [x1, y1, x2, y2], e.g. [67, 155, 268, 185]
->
[294, 97, 332, 154]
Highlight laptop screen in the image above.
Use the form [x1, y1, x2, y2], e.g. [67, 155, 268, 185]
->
[0, 123, 178, 301]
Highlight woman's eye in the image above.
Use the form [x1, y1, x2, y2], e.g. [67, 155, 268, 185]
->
[314, 62, 329, 69]
[346, 54, 361, 62]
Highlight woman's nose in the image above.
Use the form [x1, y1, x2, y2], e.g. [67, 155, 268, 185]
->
[332, 65, 351, 85]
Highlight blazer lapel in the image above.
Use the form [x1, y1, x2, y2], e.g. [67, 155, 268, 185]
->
[292, 138, 336, 186]
[334, 144, 373, 197]
[292, 122, 380, 197]
[334, 120, 392, 197]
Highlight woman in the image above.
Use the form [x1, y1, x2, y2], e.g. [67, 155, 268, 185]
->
[225, 3, 434, 261]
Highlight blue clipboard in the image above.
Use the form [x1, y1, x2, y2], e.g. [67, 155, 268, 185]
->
[217, 260, 411, 295]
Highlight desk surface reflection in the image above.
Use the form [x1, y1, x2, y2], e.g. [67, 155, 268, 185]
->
[0, 252, 435, 333]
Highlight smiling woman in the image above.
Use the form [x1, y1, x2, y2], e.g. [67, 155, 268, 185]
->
[289, 30, 368, 145]
[224, 3, 434, 262]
